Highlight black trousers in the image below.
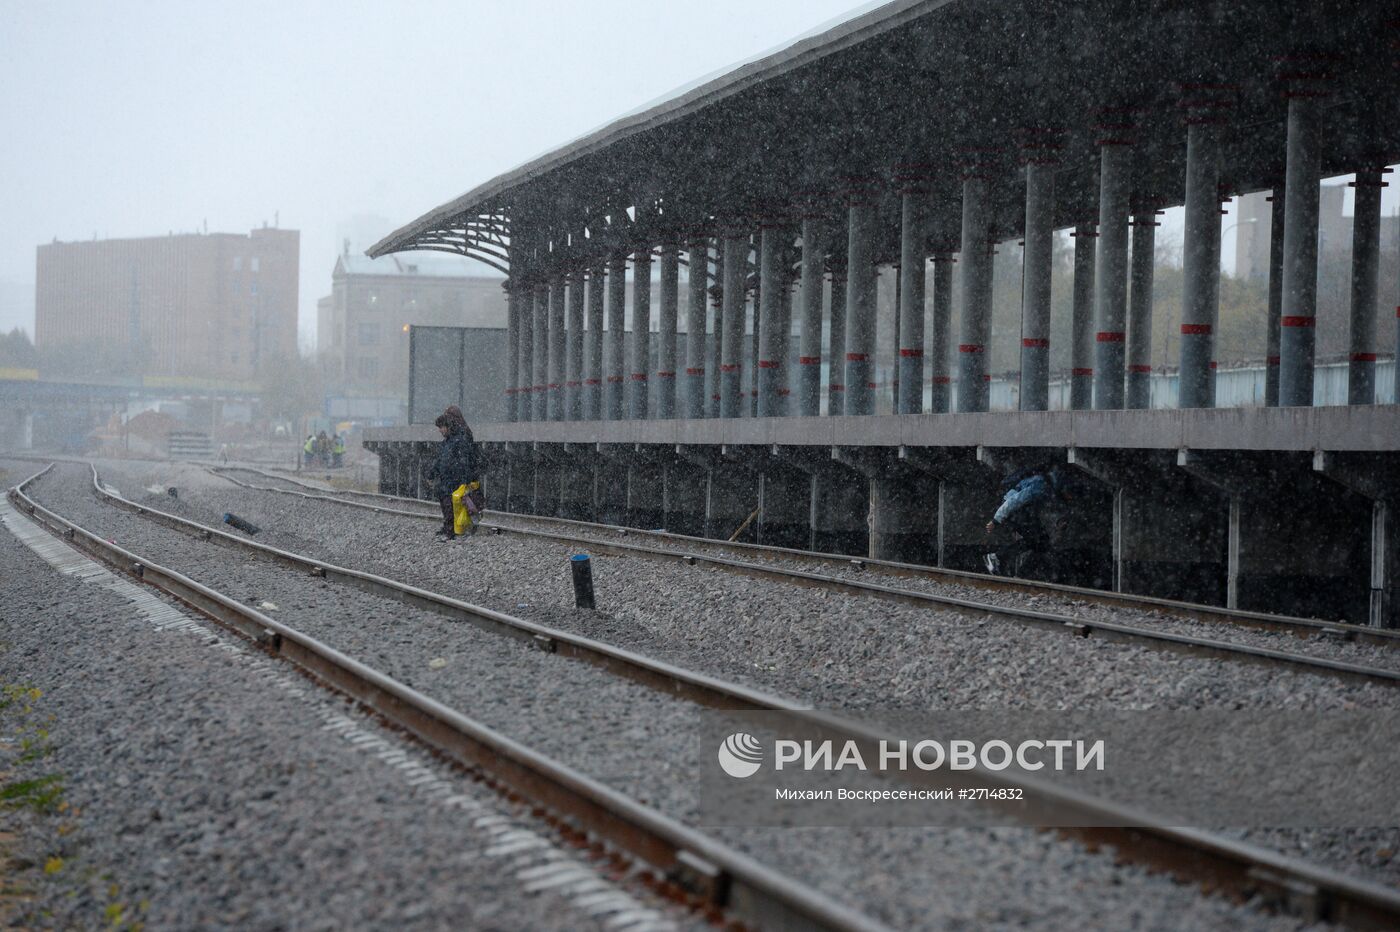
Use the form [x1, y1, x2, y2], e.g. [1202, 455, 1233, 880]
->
[438, 496, 454, 534]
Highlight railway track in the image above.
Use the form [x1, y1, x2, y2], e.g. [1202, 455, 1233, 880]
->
[13, 459, 1400, 927]
[7, 463, 882, 932]
[209, 465, 1400, 690]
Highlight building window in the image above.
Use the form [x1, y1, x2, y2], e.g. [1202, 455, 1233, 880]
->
[250, 257, 260, 273]
[250, 281, 258, 295]
[358, 357, 379, 380]
[232, 256, 242, 271]
[368, 293, 378, 305]
[358, 323, 380, 346]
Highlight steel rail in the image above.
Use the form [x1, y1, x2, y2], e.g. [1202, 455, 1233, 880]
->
[20, 462, 1400, 928]
[205, 467, 1400, 690]
[8, 464, 885, 932]
[216, 464, 1392, 647]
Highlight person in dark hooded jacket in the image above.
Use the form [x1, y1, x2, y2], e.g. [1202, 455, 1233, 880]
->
[428, 405, 479, 540]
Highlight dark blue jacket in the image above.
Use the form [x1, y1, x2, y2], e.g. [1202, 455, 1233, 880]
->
[430, 429, 478, 498]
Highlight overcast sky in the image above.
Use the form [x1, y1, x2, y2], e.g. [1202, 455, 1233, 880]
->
[0, 0, 868, 345]
[4, 1, 1395, 348]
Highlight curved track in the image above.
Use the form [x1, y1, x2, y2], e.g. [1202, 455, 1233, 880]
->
[209, 465, 1400, 690]
[7, 463, 883, 932]
[15, 459, 1400, 928]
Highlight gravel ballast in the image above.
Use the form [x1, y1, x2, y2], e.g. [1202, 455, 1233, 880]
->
[8, 458, 1395, 928]
[0, 482, 693, 930]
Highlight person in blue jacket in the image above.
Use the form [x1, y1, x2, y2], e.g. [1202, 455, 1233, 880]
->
[983, 466, 1068, 576]
[428, 405, 479, 541]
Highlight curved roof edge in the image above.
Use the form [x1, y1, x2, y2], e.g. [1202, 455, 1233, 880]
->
[368, 0, 948, 259]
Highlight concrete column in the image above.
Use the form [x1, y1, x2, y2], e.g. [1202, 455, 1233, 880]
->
[1019, 162, 1054, 411]
[956, 177, 992, 412]
[630, 247, 651, 420]
[845, 203, 878, 416]
[566, 270, 584, 420]
[506, 286, 520, 421]
[749, 264, 761, 417]
[1279, 96, 1322, 407]
[1126, 210, 1156, 409]
[1093, 143, 1131, 410]
[796, 219, 826, 417]
[827, 265, 847, 415]
[708, 245, 725, 418]
[532, 283, 548, 421]
[1349, 169, 1383, 405]
[548, 275, 566, 421]
[1264, 189, 1285, 406]
[656, 240, 679, 419]
[517, 288, 534, 422]
[757, 226, 786, 418]
[720, 234, 747, 418]
[585, 263, 604, 420]
[1179, 122, 1221, 409]
[684, 237, 709, 419]
[898, 192, 927, 414]
[1070, 224, 1097, 410]
[605, 253, 627, 420]
[929, 253, 953, 413]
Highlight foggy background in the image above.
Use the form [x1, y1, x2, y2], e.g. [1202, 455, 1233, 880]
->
[0, 0, 869, 347]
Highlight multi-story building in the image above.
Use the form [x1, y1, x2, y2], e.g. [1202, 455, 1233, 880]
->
[35, 226, 299, 385]
[317, 251, 507, 394]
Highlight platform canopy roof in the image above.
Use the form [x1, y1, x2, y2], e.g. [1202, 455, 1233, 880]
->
[370, 0, 1400, 283]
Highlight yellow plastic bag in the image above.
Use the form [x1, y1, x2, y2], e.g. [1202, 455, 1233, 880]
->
[451, 481, 481, 535]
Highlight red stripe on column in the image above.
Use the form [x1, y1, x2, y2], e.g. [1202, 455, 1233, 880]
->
[1281, 316, 1315, 327]
[1128, 364, 1152, 373]
[1021, 338, 1049, 348]
[846, 353, 869, 361]
[607, 376, 623, 383]
[830, 384, 846, 391]
[630, 373, 647, 381]
[1351, 352, 1378, 362]
[798, 356, 821, 364]
[684, 367, 704, 375]
[958, 344, 984, 353]
[777, 389, 791, 396]
[547, 383, 561, 389]
[899, 348, 924, 357]
[932, 376, 952, 384]
[758, 360, 779, 368]
[1072, 367, 1093, 376]
[981, 375, 991, 381]
[1265, 357, 1279, 366]
[1096, 331, 1125, 342]
[584, 378, 602, 385]
[1209, 361, 1218, 369]
[1180, 323, 1212, 335]
[720, 364, 740, 372]
[565, 381, 581, 387]
[656, 371, 676, 378]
